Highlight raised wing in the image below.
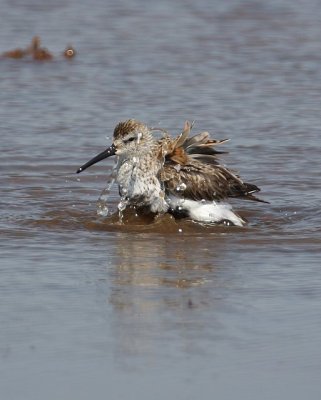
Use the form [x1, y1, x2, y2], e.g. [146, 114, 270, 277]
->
[160, 121, 267, 203]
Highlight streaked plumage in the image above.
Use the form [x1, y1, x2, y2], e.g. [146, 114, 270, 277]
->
[77, 119, 267, 226]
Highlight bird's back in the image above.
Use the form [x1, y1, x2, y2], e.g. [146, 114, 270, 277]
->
[159, 121, 265, 204]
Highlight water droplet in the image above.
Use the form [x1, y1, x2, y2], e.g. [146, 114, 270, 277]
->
[118, 200, 127, 212]
[137, 132, 142, 144]
[97, 203, 109, 217]
[176, 182, 187, 192]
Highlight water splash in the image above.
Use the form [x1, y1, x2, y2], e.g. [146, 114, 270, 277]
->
[117, 196, 129, 223]
[96, 180, 114, 217]
[96, 160, 118, 217]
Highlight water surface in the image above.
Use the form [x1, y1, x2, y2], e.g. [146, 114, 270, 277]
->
[1, 0, 321, 399]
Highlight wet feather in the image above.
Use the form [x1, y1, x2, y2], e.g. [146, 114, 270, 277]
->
[161, 121, 266, 203]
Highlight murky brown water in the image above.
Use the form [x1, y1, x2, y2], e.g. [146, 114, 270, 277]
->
[1, 0, 321, 399]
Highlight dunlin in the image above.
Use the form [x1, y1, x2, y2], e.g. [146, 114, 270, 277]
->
[77, 119, 267, 226]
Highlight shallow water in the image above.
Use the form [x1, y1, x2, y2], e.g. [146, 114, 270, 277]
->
[1, 0, 321, 399]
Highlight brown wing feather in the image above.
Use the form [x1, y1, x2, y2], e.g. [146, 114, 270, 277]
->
[163, 121, 229, 164]
[160, 121, 267, 203]
[161, 160, 264, 202]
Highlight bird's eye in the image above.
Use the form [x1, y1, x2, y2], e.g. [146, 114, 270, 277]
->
[124, 137, 135, 144]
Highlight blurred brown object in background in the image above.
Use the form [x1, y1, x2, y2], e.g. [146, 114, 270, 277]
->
[1, 36, 76, 61]
[63, 46, 76, 59]
[28, 36, 53, 61]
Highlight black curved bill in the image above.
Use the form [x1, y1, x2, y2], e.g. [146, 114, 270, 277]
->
[76, 144, 116, 173]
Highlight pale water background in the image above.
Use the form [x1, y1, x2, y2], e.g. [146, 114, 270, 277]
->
[1, 0, 321, 399]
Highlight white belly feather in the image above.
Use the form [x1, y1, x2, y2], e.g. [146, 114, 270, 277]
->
[167, 195, 245, 226]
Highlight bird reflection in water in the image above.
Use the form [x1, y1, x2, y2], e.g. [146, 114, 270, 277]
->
[106, 231, 227, 360]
